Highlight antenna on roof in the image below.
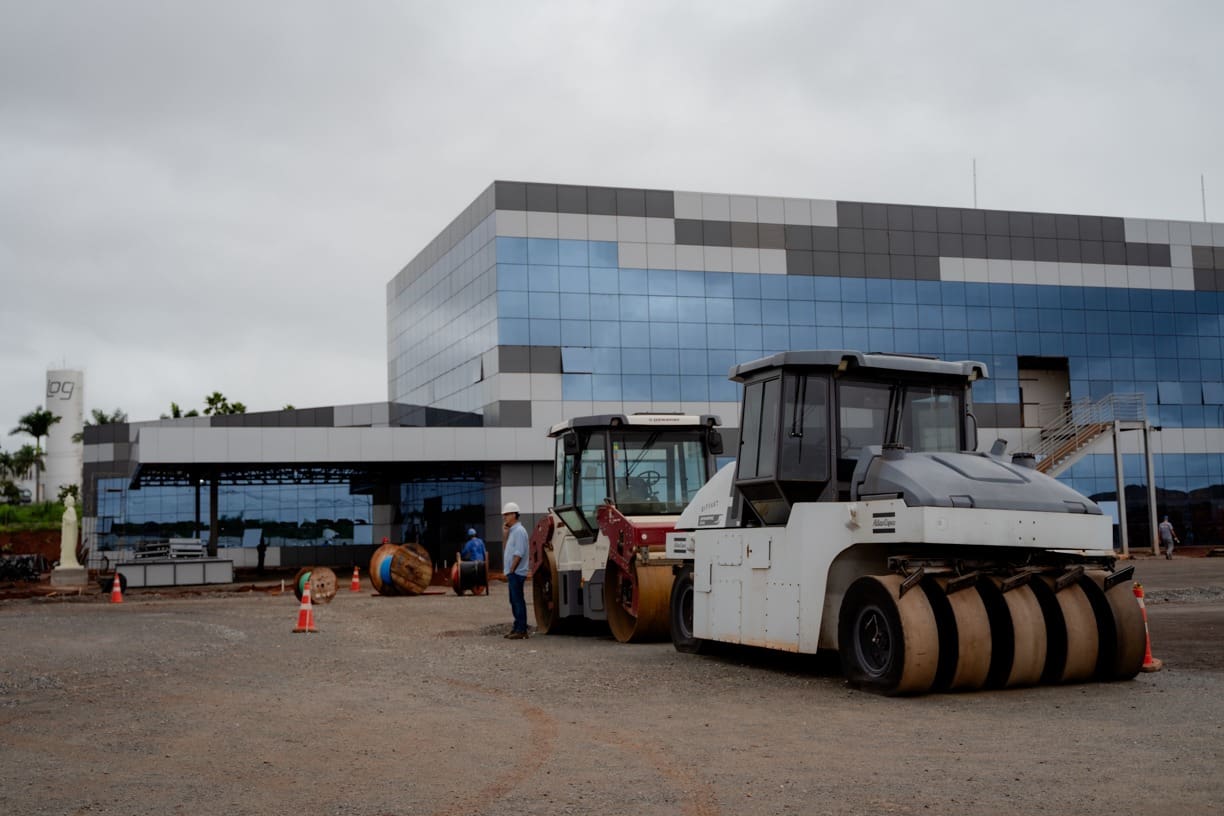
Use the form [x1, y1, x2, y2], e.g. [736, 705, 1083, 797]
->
[1203, 174, 1208, 222]
[972, 158, 978, 209]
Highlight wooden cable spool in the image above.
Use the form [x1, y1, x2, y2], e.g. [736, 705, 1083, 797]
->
[369, 543, 402, 596]
[389, 543, 433, 596]
[293, 567, 338, 604]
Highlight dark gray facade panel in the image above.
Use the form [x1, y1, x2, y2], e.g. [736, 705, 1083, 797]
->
[586, 186, 617, 215]
[985, 210, 1010, 236]
[1215, 247, 1224, 269]
[529, 345, 562, 373]
[644, 189, 675, 219]
[1055, 214, 1080, 239]
[915, 256, 941, 280]
[1192, 245, 1214, 269]
[812, 226, 839, 252]
[890, 255, 916, 279]
[865, 253, 890, 278]
[974, 404, 997, 426]
[786, 249, 813, 275]
[961, 209, 986, 235]
[730, 221, 758, 248]
[839, 253, 866, 277]
[497, 400, 533, 428]
[839, 227, 865, 253]
[1101, 218, 1126, 242]
[1103, 241, 1127, 265]
[887, 204, 913, 231]
[556, 184, 587, 213]
[525, 183, 558, 212]
[495, 181, 527, 210]
[863, 229, 888, 254]
[615, 188, 646, 217]
[912, 206, 937, 232]
[674, 219, 704, 245]
[758, 223, 786, 249]
[962, 234, 987, 259]
[813, 251, 839, 276]
[497, 345, 532, 373]
[914, 231, 939, 257]
[784, 224, 812, 250]
[1079, 216, 1103, 241]
[702, 220, 732, 247]
[1148, 243, 1172, 266]
[501, 463, 534, 486]
[937, 207, 960, 233]
[1008, 212, 1034, 237]
[837, 201, 863, 228]
[889, 231, 914, 255]
[1195, 268, 1216, 290]
[862, 203, 888, 229]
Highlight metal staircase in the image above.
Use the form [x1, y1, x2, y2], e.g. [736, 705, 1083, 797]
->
[1031, 393, 1148, 476]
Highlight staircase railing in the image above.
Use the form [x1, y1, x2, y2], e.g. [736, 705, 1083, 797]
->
[1029, 393, 1147, 475]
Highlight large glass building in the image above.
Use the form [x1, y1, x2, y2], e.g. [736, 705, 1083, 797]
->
[84, 181, 1224, 566]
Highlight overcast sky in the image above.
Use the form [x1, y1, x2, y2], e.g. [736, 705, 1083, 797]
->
[2, 0, 1221, 442]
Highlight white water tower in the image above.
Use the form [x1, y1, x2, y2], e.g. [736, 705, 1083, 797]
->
[44, 368, 84, 501]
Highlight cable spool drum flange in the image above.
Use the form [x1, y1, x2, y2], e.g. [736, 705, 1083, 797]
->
[369, 544, 402, 596]
[390, 542, 433, 596]
[294, 567, 338, 604]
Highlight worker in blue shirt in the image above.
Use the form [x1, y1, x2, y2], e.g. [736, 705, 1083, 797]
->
[459, 528, 486, 564]
[501, 502, 530, 639]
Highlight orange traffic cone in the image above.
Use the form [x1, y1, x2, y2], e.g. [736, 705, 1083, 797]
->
[293, 580, 318, 633]
[1133, 582, 1162, 672]
[109, 574, 124, 604]
[350, 566, 361, 592]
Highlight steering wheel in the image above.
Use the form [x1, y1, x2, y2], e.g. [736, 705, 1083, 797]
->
[638, 469, 662, 486]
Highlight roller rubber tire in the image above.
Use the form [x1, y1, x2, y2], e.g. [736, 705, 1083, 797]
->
[980, 578, 1047, 689]
[532, 551, 564, 634]
[1085, 571, 1146, 681]
[604, 560, 673, 643]
[669, 565, 706, 654]
[1036, 577, 1099, 684]
[838, 574, 940, 696]
[924, 577, 992, 692]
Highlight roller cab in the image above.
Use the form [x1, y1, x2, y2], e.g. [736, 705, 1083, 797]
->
[529, 413, 724, 641]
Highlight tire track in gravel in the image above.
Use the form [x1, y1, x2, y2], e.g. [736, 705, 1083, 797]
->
[432, 678, 559, 816]
[438, 677, 719, 816]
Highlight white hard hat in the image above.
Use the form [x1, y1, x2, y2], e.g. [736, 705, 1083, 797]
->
[501, 502, 520, 515]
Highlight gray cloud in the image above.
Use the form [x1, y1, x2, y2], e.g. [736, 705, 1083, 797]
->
[1, 0, 1221, 437]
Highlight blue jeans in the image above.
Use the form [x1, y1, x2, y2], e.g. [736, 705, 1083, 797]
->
[507, 573, 527, 633]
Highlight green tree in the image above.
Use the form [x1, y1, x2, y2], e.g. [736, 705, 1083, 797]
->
[162, 402, 200, 419]
[203, 392, 246, 416]
[73, 408, 128, 443]
[10, 408, 60, 502]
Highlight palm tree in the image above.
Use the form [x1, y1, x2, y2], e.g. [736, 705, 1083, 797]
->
[203, 392, 246, 416]
[162, 402, 200, 419]
[73, 408, 128, 443]
[10, 408, 60, 502]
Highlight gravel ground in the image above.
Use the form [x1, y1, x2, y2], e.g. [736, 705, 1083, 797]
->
[1, 557, 1222, 816]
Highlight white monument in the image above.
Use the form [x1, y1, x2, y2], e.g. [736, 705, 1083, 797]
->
[44, 368, 84, 502]
[50, 493, 87, 587]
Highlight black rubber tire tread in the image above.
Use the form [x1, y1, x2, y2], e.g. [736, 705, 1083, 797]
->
[930, 577, 992, 692]
[669, 565, 706, 654]
[838, 574, 939, 696]
[1086, 571, 1146, 681]
[980, 578, 1046, 689]
[532, 551, 564, 634]
[1040, 577, 1099, 683]
[1030, 577, 1068, 685]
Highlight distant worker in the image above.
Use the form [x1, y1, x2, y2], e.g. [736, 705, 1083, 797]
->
[501, 502, 530, 639]
[1158, 515, 1180, 560]
[458, 528, 486, 564]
